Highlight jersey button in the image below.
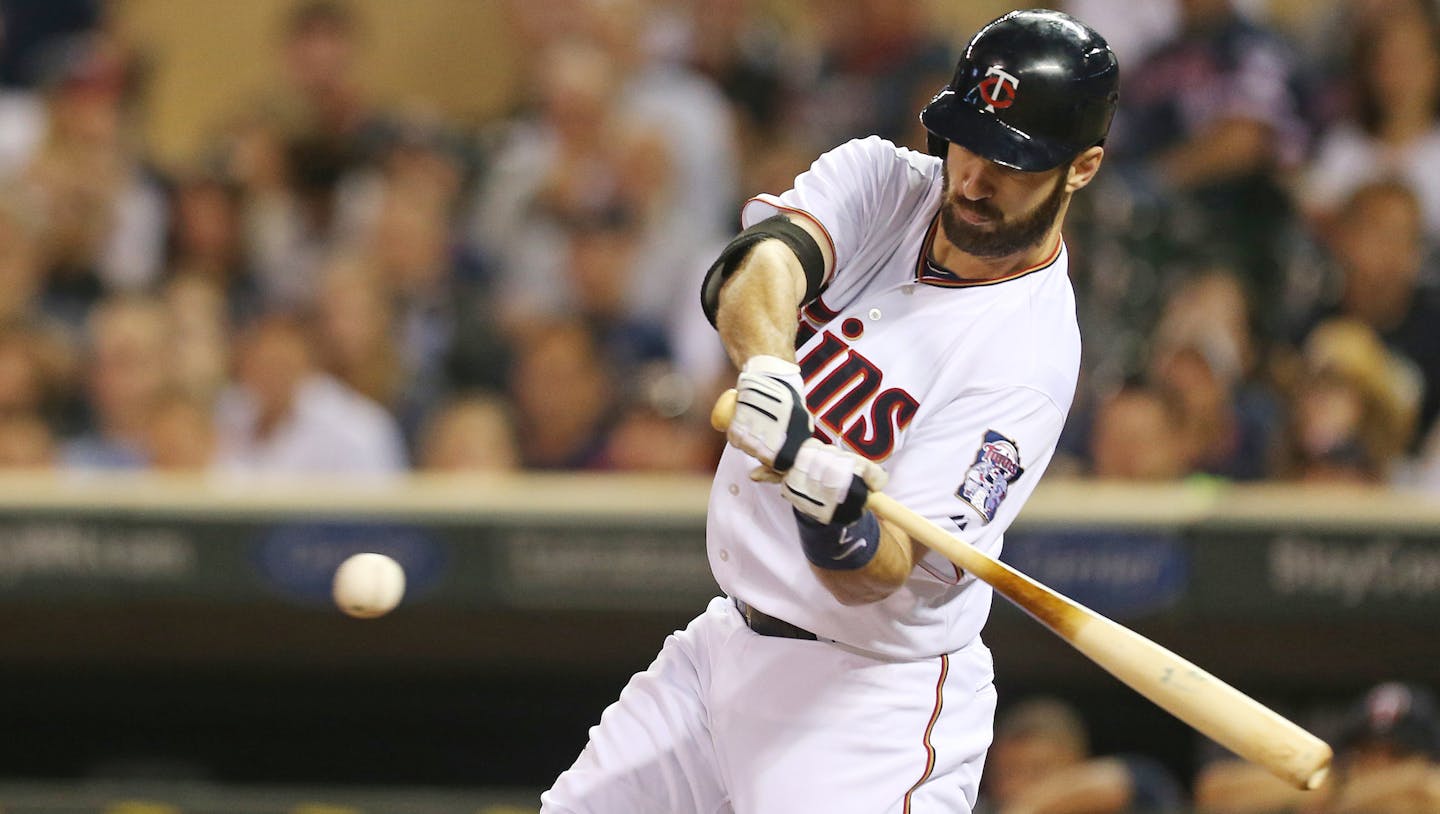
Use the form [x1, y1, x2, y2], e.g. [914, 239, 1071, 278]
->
[718, 549, 730, 562]
[868, 308, 882, 320]
[728, 483, 740, 495]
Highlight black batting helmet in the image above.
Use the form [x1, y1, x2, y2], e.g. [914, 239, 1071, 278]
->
[920, 9, 1119, 172]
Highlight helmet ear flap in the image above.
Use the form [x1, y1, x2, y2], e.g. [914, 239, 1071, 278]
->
[927, 132, 948, 158]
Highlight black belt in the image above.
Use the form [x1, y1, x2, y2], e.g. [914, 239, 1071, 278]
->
[733, 598, 818, 641]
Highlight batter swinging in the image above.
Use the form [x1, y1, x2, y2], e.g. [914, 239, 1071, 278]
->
[542, 10, 1120, 812]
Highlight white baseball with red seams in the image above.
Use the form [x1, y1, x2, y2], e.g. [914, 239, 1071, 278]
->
[332, 552, 406, 619]
[543, 136, 1081, 813]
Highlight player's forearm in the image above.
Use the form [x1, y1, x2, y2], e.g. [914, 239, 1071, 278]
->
[811, 521, 917, 605]
[715, 240, 810, 367]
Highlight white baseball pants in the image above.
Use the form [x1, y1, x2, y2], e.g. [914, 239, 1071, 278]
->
[541, 596, 996, 813]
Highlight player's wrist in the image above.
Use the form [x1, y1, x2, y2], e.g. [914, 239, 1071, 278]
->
[741, 354, 801, 378]
[794, 508, 881, 571]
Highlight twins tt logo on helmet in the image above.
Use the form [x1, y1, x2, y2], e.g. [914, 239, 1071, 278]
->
[977, 66, 1020, 112]
[957, 430, 1024, 523]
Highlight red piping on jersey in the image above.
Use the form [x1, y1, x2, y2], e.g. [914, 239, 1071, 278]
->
[741, 196, 839, 288]
[802, 297, 841, 323]
[914, 217, 1063, 288]
[918, 556, 963, 585]
[902, 653, 949, 812]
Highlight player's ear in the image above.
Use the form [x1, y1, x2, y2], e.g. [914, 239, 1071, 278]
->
[1064, 146, 1104, 193]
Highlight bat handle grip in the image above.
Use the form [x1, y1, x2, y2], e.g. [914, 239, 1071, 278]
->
[711, 389, 739, 433]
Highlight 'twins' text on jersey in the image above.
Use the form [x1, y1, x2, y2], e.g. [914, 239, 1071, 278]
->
[799, 327, 919, 462]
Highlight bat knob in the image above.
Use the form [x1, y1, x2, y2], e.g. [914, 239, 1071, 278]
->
[711, 389, 738, 432]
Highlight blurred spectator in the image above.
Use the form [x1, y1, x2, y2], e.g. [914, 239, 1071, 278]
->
[417, 394, 519, 473]
[0, 0, 100, 175]
[62, 294, 171, 469]
[313, 254, 401, 412]
[0, 184, 44, 323]
[164, 173, 262, 324]
[977, 696, 1186, 814]
[794, 0, 953, 149]
[1298, 2, 1440, 240]
[684, 0, 791, 151]
[468, 37, 656, 330]
[601, 403, 717, 473]
[367, 186, 511, 435]
[260, 0, 386, 174]
[480, 0, 737, 332]
[1147, 270, 1283, 480]
[223, 116, 322, 309]
[161, 273, 231, 404]
[469, 30, 699, 344]
[1193, 761, 1318, 814]
[508, 320, 616, 469]
[0, 412, 55, 468]
[1299, 180, 1440, 447]
[1281, 319, 1421, 483]
[1196, 681, 1440, 813]
[214, 314, 406, 475]
[1062, 0, 1180, 67]
[599, 358, 720, 473]
[0, 320, 70, 418]
[222, 0, 392, 310]
[335, 110, 470, 248]
[0, 0, 101, 87]
[594, 0, 739, 294]
[24, 31, 166, 321]
[1109, 0, 1313, 334]
[1089, 384, 1192, 480]
[1325, 681, 1440, 813]
[144, 388, 216, 472]
[561, 204, 673, 372]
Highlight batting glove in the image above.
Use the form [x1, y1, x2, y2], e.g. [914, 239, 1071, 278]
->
[729, 355, 812, 472]
[780, 438, 888, 526]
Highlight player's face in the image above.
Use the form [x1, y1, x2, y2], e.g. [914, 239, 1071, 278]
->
[938, 144, 1069, 259]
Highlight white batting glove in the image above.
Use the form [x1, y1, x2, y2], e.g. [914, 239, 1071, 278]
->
[780, 439, 888, 525]
[729, 355, 812, 472]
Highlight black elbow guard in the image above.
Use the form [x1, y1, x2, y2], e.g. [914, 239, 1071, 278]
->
[700, 214, 827, 328]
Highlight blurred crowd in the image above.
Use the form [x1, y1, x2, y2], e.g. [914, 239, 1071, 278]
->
[978, 681, 1440, 814]
[0, 0, 1438, 489]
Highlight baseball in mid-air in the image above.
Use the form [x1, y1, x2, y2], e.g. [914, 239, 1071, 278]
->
[332, 552, 406, 619]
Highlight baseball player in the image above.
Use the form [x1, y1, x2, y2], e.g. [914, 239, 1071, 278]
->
[542, 10, 1119, 813]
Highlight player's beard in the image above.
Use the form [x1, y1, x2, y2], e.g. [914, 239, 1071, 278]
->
[938, 164, 1068, 259]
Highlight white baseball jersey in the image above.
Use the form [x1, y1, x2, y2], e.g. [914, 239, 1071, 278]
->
[708, 135, 1081, 659]
[543, 135, 1081, 814]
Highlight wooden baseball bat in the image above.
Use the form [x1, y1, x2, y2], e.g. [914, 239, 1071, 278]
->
[711, 389, 1332, 790]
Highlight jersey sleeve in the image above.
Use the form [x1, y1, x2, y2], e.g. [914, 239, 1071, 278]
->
[740, 136, 912, 296]
[878, 384, 1068, 584]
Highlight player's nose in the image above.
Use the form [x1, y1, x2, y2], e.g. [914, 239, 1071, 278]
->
[950, 148, 995, 200]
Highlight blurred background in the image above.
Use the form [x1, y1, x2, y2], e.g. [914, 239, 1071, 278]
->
[0, 0, 1437, 811]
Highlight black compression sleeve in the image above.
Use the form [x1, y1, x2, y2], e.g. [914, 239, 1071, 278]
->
[700, 214, 826, 328]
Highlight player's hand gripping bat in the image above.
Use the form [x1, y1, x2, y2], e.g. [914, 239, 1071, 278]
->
[711, 389, 1332, 790]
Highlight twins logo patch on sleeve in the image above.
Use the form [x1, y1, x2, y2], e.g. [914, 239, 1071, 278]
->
[957, 430, 1024, 523]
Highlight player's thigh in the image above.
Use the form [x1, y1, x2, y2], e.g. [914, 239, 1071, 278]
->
[541, 598, 739, 814]
[711, 634, 996, 814]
